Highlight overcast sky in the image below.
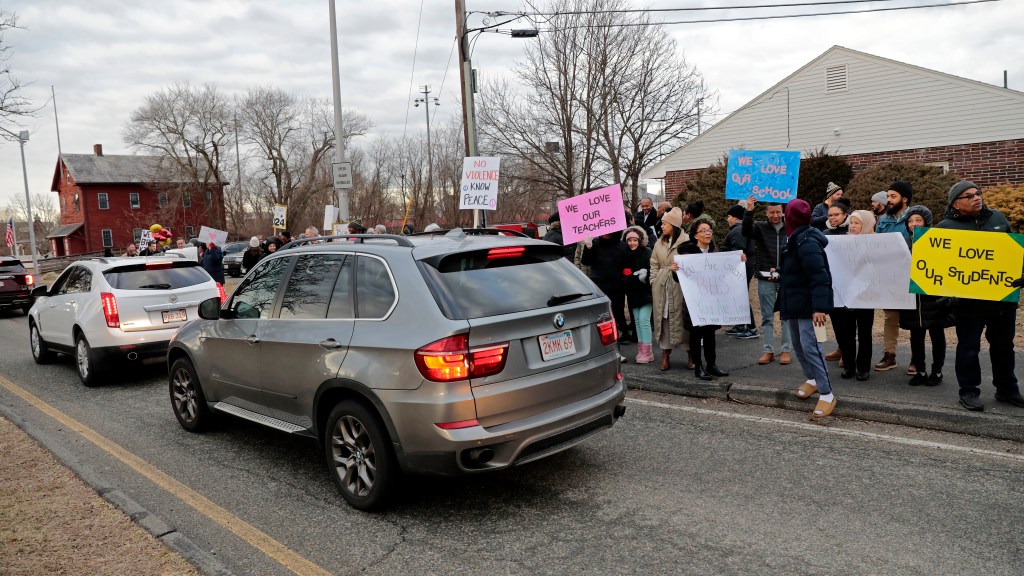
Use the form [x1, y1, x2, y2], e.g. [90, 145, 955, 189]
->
[1, 0, 1022, 216]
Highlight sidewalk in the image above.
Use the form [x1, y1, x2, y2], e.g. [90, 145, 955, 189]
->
[620, 334, 1024, 442]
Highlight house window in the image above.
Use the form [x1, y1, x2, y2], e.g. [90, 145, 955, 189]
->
[133, 228, 144, 244]
[185, 226, 195, 238]
[924, 161, 950, 174]
[159, 192, 169, 207]
[183, 193, 192, 208]
[825, 64, 848, 93]
[130, 192, 140, 209]
[101, 229, 113, 248]
[205, 191, 212, 204]
[98, 193, 109, 210]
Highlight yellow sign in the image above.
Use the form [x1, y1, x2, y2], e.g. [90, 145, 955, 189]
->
[910, 227, 1024, 302]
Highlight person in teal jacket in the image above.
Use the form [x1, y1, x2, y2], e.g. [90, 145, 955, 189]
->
[873, 180, 913, 373]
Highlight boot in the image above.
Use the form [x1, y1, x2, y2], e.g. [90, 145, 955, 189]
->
[873, 352, 897, 371]
[694, 362, 713, 381]
[636, 343, 654, 364]
[686, 351, 696, 370]
[706, 364, 729, 377]
[659, 349, 671, 371]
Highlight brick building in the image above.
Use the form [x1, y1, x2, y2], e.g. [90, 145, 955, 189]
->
[48, 144, 227, 256]
[643, 46, 1024, 197]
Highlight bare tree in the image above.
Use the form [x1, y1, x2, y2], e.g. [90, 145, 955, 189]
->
[0, 10, 37, 128]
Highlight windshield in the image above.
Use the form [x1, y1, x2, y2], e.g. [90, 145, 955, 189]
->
[104, 261, 211, 290]
[0, 260, 26, 273]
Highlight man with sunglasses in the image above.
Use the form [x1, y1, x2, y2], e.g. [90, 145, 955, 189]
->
[935, 180, 1024, 412]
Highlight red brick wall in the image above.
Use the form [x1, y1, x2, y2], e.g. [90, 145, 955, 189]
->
[664, 138, 1024, 200]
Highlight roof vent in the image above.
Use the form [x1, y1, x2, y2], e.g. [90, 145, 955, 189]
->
[825, 65, 848, 93]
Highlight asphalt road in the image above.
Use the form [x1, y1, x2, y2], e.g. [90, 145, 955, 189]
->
[2, 310, 1023, 576]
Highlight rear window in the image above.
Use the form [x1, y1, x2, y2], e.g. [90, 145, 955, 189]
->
[103, 261, 211, 290]
[419, 245, 598, 319]
[0, 260, 26, 273]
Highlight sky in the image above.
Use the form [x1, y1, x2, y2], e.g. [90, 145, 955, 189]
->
[1, 0, 1022, 216]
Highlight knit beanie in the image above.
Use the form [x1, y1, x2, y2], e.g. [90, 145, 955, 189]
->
[726, 204, 746, 220]
[888, 180, 913, 201]
[784, 199, 812, 236]
[662, 207, 683, 229]
[849, 210, 876, 234]
[825, 182, 843, 201]
[871, 191, 888, 205]
[947, 180, 979, 207]
[249, 236, 259, 248]
[903, 205, 933, 229]
[548, 212, 560, 224]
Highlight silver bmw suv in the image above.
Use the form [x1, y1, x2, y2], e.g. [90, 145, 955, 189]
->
[168, 230, 626, 510]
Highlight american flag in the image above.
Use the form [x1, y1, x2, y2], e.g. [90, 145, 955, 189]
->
[4, 217, 14, 248]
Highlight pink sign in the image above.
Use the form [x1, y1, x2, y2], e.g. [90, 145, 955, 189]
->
[557, 184, 628, 244]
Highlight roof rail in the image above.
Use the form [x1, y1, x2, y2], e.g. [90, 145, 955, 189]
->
[409, 227, 530, 239]
[280, 233, 415, 250]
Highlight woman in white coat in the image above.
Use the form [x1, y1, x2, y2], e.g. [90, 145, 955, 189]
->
[649, 207, 691, 371]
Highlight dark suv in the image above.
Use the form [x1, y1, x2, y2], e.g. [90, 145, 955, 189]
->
[0, 257, 36, 315]
[168, 230, 626, 509]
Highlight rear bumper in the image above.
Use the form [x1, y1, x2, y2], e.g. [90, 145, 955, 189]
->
[0, 293, 32, 307]
[95, 340, 170, 362]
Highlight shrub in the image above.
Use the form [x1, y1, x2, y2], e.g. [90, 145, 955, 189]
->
[796, 146, 853, 206]
[676, 157, 742, 245]
[983, 184, 1024, 233]
[846, 161, 960, 222]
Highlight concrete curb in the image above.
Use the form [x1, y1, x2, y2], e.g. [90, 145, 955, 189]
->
[628, 374, 1024, 443]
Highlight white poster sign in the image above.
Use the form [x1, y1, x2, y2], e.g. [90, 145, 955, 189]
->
[459, 156, 500, 210]
[673, 252, 751, 327]
[197, 226, 229, 246]
[273, 204, 287, 229]
[332, 223, 348, 237]
[824, 234, 915, 309]
[138, 229, 153, 246]
[323, 205, 339, 235]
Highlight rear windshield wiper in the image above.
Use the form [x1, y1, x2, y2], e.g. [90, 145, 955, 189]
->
[547, 292, 592, 307]
[137, 283, 172, 289]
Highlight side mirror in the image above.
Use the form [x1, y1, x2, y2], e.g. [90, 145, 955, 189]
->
[31, 285, 49, 297]
[198, 297, 223, 320]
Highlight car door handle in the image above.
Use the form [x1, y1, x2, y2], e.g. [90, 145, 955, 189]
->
[319, 338, 344, 349]
[244, 335, 260, 345]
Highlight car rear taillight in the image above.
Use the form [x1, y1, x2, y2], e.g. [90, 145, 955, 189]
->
[597, 319, 617, 346]
[434, 419, 480, 430]
[24, 274, 34, 286]
[100, 292, 120, 328]
[414, 334, 510, 382]
[216, 282, 226, 303]
[486, 246, 526, 260]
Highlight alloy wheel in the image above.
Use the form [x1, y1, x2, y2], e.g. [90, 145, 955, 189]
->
[171, 366, 198, 424]
[330, 415, 377, 498]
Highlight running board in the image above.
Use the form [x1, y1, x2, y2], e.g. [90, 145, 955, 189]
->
[212, 402, 306, 434]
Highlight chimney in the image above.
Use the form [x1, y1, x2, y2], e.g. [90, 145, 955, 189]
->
[93, 144, 103, 156]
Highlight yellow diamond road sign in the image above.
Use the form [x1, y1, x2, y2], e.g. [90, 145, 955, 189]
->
[910, 227, 1024, 302]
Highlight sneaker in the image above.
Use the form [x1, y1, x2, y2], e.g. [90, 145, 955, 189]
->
[909, 373, 928, 386]
[926, 372, 943, 386]
[725, 326, 745, 336]
[737, 329, 760, 340]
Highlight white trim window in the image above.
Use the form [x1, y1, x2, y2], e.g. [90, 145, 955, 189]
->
[130, 192, 141, 209]
[183, 193, 192, 208]
[98, 193, 109, 210]
[159, 192, 169, 207]
[101, 229, 113, 248]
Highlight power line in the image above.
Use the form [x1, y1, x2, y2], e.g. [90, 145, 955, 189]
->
[402, 0, 426, 140]
[437, 35, 458, 102]
[495, 0, 937, 16]
[519, 0, 996, 29]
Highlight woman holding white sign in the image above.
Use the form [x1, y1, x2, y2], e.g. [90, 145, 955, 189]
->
[650, 208, 691, 371]
[832, 209, 876, 381]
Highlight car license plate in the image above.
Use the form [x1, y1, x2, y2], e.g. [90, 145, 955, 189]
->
[539, 330, 575, 361]
[162, 309, 187, 323]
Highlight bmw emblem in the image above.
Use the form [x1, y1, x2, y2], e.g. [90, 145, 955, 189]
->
[553, 313, 565, 329]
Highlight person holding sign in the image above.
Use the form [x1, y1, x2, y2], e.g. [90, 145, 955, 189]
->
[832, 210, 877, 381]
[934, 181, 1024, 411]
[742, 196, 793, 366]
[650, 208, 692, 371]
[780, 199, 837, 419]
[581, 228, 630, 363]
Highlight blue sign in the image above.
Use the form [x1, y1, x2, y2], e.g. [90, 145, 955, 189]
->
[725, 150, 800, 203]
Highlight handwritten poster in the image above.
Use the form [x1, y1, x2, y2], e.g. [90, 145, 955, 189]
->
[673, 252, 751, 326]
[911, 227, 1023, 302]
[824, 234, 915, 309]
[197, 226, 229, 247]
[459, 156, 501, 210]
[557, 184, 628, 244]
[725, 149, 800, 203]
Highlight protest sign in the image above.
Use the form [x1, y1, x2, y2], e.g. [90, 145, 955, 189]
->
[332, 223, 348, 237]
[197, 226, 229, 246]
[138, 229, 153, 246]
[673, 252, 751, 326]
[557, 184, 628, 244]
[459, 156, 500, 210]
[323, 205, 339, 234]
[911, 227, 1024, 302]
[824, 234, 915, 309]
[273, 204, 287, 229]
[725, 150, 800, 203]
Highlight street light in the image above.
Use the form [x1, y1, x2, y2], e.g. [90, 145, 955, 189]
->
[414, 85, 440, 206]
[0, 125, 40, 276]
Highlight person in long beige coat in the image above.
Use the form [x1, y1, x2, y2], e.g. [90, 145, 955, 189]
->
[650, 207, 690, 371]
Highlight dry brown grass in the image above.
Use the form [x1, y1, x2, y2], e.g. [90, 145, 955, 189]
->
[0, 417, 198, 576]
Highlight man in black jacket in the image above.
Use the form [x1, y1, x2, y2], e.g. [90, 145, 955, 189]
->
[635, 197, 659, 242]
[742, 196, 792, 365]
[722, 203, 757, 339]
[542, 213, 576, 260]
[934, 180, 1024, 411]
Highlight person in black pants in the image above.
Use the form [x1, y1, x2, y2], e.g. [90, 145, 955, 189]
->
[833, 209, 877, 380]
[582, 228, 629, 362]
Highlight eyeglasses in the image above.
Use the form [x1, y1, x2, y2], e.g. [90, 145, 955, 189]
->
[956, 192, 982, 201]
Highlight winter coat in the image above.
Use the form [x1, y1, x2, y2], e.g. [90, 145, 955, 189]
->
[542, 225, 576, 260]
[650, 229, 689, 346]
[634, 209, 660, 243]
[581, 232, 629, 297]
[900, 295, 956, 330]
[675, 239, 721, 330]
[722, 221, 755, 276]
[779, 225, 833, 320]
[824, 221, 848, 235]
[876, 207, 912, 243]
[202, 246, 225, 284]
[242, 247, 263, 272]
[934, 205, 1020, 315]
[810, 201, 830, 230]
[742, 210, 787, 275]
[622, 226, 653, 308]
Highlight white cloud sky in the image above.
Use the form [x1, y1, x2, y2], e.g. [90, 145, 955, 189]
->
[1, 0, 1022, 212]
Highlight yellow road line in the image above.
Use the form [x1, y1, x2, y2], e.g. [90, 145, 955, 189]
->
[0, 373, 332, 576]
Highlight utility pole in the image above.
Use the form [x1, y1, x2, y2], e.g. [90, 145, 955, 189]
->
[328, 0, 348, 221]
[414, 85, 439, 206]
[454, 0, 481, 228]
[0, 126, 39, 275]
[52, 86, 62, 156]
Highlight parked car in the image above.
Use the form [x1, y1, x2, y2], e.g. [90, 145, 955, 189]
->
[168, 229, 626, 510]
[220, 241, 249, 277]
[28, 256, 224, 386]
[0, 256, 35, 315]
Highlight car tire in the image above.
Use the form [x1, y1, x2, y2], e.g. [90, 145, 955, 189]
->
[29, 321, 55, 364]
[75, 332, 102, 387]
[324, 401, 398, 511]
[22, 304, 32, 315]
[169, 357, 212, 432]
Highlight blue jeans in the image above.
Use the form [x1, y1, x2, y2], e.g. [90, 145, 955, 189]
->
[789, 318, 832, 395]
[631, 303, 653, 345]
[757, 280, 792, 354]
[953, 309, 1018, 399]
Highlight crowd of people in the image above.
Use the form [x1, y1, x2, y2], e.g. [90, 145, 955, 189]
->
[552, 180, 1023, 417]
